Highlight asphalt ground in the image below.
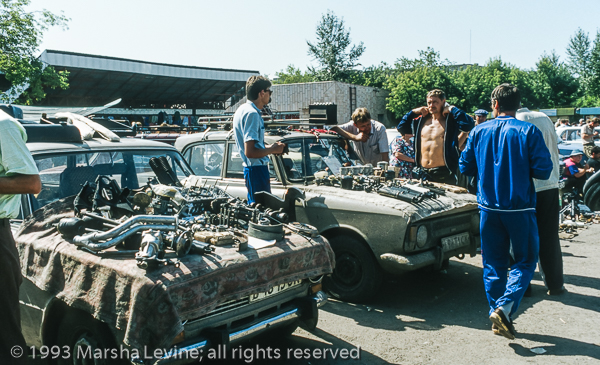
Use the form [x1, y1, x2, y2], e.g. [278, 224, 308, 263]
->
[254, 221, 600, 365]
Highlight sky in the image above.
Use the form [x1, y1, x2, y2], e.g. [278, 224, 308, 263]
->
[28, 0, 600, 77]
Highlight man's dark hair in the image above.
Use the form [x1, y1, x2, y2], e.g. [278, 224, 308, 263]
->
[491, 83, 521, 112]
[427, 89, 446, 100]
[590, 117, 600, 125]
[246, 76, 272, 101]
[591, 146, 600, 155]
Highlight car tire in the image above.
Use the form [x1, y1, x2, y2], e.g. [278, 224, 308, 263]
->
[323, 235, 382, 303]
[56, 310, 125, 365]
[584, 181, 600, 211]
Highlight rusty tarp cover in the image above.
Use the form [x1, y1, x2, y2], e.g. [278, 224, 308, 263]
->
[16, 197, 335, 351]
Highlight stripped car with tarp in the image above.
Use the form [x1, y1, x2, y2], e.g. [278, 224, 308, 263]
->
[12, 115, 334, 365]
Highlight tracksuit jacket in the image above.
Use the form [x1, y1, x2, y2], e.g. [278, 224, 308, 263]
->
[459, 116, 553, 212]
[396, 108, 474, 174]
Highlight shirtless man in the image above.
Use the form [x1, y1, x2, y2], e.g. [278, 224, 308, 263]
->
[396, 89, 474, 184]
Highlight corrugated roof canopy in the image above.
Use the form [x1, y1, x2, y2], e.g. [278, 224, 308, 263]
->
[36, 50, 258, 108]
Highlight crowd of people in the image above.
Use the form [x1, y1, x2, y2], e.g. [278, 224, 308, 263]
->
[1, 72, 597, 364]
[232, 77, 589, 342]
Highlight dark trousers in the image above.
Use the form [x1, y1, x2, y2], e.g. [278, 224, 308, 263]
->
[565, 175, 586, 193]
[535, 188, 564, 291]
[0, 219, 28, 365]
[423, 166, 457, 185]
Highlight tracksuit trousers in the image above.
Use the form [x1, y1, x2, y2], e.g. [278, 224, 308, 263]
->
[480, 210, 539, 318]
[243, 165, 271, 204]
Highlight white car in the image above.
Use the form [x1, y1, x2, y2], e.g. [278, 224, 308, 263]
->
[556, 126, 600, 146]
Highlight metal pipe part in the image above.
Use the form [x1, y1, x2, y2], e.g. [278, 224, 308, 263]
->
[72, 215, 177, 250]
[74, 224, 176, 251]
[82, 211, 120, 226]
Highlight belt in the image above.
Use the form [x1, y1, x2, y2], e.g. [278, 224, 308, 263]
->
[423, 166, 451, 174]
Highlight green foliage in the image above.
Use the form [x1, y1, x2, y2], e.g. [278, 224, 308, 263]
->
[347, 62, 393, 89]
[273, 65, 314, 84]
[587, 31, 600, 100]
[0, 0, 69, 103]
[566, 28, 590, 79]
[307, 10, 365, 82]
[278, 28, 599, 113]
[529, 51, 578, 108]
[385, 65, 456, 117]
[394, 47, 452, 71]
[575, 94, 600, 108]
[564, 28, 600, 106]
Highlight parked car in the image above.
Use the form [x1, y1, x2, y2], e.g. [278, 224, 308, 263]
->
[556, 126, 600, 156]
[175, 129, 481, 303]
[12, 120, 333, 364]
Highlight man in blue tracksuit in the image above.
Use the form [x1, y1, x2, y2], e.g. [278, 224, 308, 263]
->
[459, 83, 552, 340]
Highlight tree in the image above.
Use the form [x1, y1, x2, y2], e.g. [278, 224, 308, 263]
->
[347, 62, 393, 89]
[587, 31, 600, 100]
[307, 10, 365, 82]
[566, 28, 591, 79]
[385, 65, 456, 117]
[0, 0, 69, 104]
[273, 65, 314, 84]
[385, 48, 458, 117]
[394, 47, 452, 71]
[530, 51, 578, 108]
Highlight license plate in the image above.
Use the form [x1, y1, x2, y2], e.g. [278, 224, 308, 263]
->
[441, 232, 470, 251]
[249, 280, 303, 303]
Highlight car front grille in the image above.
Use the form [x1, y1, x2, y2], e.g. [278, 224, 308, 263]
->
[405, 211, 478, 252]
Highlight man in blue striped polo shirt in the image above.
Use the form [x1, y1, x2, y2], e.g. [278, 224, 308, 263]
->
[233, 76, 286, 203]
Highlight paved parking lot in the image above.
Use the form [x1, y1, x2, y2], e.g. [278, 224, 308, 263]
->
[257, 222, 600, 365]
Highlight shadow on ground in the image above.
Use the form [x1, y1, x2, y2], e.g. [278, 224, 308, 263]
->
[319, 258, 600, 361]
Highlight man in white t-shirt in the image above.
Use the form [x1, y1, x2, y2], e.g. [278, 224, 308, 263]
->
[516, 107, 565, 296]
[332, 107, 389, 165]
[0, 106, 41, 365]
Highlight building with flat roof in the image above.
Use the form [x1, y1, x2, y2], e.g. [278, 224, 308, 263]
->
[227, 81, 393, 127]
[36, 50, 258, 113]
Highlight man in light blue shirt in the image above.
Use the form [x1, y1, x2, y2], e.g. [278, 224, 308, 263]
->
[233, 76, 285, 203]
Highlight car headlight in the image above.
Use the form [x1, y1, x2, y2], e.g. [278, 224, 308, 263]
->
[416, 225, 428, 248]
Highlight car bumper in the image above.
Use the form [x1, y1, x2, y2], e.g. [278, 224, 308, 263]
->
[139, 291, 327, 365]
[379, 234, 479, 274]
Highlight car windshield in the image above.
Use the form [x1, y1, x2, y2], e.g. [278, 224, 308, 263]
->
[29, 150, 192, 214]
[281, 137, 356, 182]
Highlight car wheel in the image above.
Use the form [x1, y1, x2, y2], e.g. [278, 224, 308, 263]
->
[323, 235, 382, 303]
[584, 181, 600, 211]
[56, 310, 125, 365]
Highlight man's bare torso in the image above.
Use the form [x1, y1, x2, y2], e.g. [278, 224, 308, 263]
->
[420, 116, 446, 168]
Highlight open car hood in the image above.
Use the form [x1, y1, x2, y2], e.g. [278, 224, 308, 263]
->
[298, 184, 478, 221]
